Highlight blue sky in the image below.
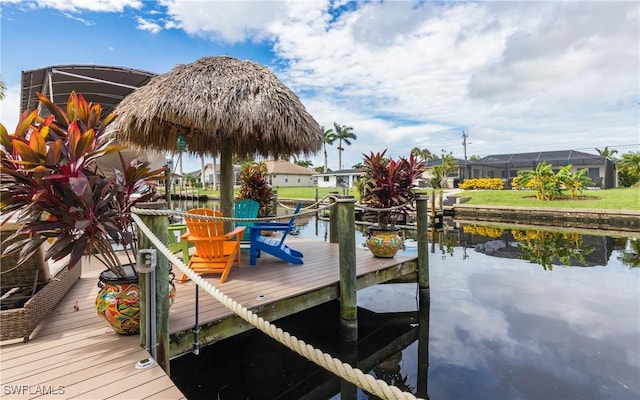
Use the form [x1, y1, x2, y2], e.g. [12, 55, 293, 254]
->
[1, 0, 638, 174]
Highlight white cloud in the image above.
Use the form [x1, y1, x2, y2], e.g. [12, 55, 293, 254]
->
[136, 16, 162, 34]
[160, 0, 286, 44]
[29, 0, 143, 13]
[0, 84, 21, 134]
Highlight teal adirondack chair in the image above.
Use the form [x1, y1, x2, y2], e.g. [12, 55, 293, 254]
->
[234, 199, 260, 242]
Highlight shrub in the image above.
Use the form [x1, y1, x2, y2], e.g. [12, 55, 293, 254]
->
[459, 178, 504, 190]
[237, 162, 273, 216]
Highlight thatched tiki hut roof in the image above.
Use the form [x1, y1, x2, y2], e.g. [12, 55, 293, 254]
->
[109, 56, 322, 226]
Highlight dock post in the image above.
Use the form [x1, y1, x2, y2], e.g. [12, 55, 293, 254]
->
[332, 196, 358, 342]
[416, 195, 430, 293]
[164, 166, 172, 209]
[136, 201, 170, 375]
[430, 189, 436, 221]
[271, 191, 278, 217]
[329, 195, 338, 244]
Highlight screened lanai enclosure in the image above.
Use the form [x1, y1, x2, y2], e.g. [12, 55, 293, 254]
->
[18, 64, 166, 171]
[429, 150, 617, 189]
[470, 150, 617, 188]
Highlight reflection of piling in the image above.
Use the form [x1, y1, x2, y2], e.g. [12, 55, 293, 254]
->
[417, 288, 430, 399]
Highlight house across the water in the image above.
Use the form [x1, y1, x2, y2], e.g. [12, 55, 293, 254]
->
[195, 160, 316, 188]
[425, 150, 617, 189]
[314, 169, 365, 188]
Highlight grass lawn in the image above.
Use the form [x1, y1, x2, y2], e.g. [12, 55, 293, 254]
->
[184, 186, 639, 211]
[459, 187, 640, 211]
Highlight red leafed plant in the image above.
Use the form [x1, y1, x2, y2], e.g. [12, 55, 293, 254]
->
[0, 91, 165, 277]
[237, 162, 273, 217]
[360, 149, 426, 228]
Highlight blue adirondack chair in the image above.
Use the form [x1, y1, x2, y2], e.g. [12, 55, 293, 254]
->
[234, 199, 260, 242]
[249, 203, 304, 265]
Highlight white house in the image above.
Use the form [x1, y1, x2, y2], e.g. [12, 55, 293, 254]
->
[262, 160, 316, 187]
[194, 160, 316, 187]
[314, 169, 364, 188]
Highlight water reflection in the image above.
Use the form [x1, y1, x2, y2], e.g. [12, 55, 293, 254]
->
[170, 200, 640, 399]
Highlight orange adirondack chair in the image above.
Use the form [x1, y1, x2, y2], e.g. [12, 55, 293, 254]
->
[179, 208, 245, 283]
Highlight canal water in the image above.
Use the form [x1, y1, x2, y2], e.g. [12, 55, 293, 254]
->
[170, 202, 640, 399]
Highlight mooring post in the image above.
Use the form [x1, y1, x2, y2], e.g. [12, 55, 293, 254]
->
[430, 189, 436, 220]
[333, 196, 358, 342]
[329, 195, 338, 244]
[164, 166, 172, 209]
[136, 201, 170, 375]
[271, 191, 278, 218]
[416, 195, 430, 292]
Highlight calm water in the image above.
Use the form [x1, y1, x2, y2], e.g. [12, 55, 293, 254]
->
[170, 204, 640, 399]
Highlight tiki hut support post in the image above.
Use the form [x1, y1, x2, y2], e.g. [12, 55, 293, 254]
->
[220, 141, 234, 233]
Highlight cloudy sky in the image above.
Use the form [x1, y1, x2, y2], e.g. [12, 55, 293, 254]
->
[1, 0, 638, 173]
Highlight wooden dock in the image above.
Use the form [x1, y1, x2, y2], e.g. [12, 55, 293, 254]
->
[1, 237, 418, 399]
[0, 260, 186, 400]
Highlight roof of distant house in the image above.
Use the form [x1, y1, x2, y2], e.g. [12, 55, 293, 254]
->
[263, 160, 315, 175]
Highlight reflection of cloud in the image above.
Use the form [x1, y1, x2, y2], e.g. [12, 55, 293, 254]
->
[428, 249, 640, 398]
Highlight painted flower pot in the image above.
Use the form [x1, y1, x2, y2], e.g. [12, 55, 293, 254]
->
[96, 265, 176, 335]
[366, 226, 402, 258]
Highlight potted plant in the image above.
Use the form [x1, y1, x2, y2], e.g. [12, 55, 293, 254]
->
[360, 149, 426, 257]
[0, 91, 169, 334]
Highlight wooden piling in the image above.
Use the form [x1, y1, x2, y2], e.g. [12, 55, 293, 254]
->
[332, 196, 357, 341]
[271, 191, 278, 218]
[136, 201, 170, 375]
[416, 195, 430, 291]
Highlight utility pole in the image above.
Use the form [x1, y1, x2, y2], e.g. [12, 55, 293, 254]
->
[462, 131, 469, 160]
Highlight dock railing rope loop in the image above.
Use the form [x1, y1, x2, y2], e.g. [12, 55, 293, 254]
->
[278, 193, 335, 210]
[354, 201, 413, 213]
[131, 207, 422, 400]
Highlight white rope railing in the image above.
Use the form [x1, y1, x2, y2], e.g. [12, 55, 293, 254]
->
[137, 202, 335, 223]
[131, 207, 422, 400]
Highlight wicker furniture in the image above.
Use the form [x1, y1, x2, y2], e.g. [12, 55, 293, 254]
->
[0, 224, 81, 342]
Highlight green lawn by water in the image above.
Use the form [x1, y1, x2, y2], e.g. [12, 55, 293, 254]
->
[460, 187, 639, 211]
[191, 186, 639, 211]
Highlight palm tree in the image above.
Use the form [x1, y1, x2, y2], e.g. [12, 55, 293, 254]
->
[410, 147, 437, 162]
[333, 122, 357, 170]
[321, 126, 337, 173]
[595, 147, 618, 159]
[617, 151, 640, 187]
[0, 79, 6, 100]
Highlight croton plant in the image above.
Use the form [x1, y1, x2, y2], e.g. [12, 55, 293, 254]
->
[0, 91, 165, 277]
[360, 149, 427, 229]
[237, 161, 273, 217]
